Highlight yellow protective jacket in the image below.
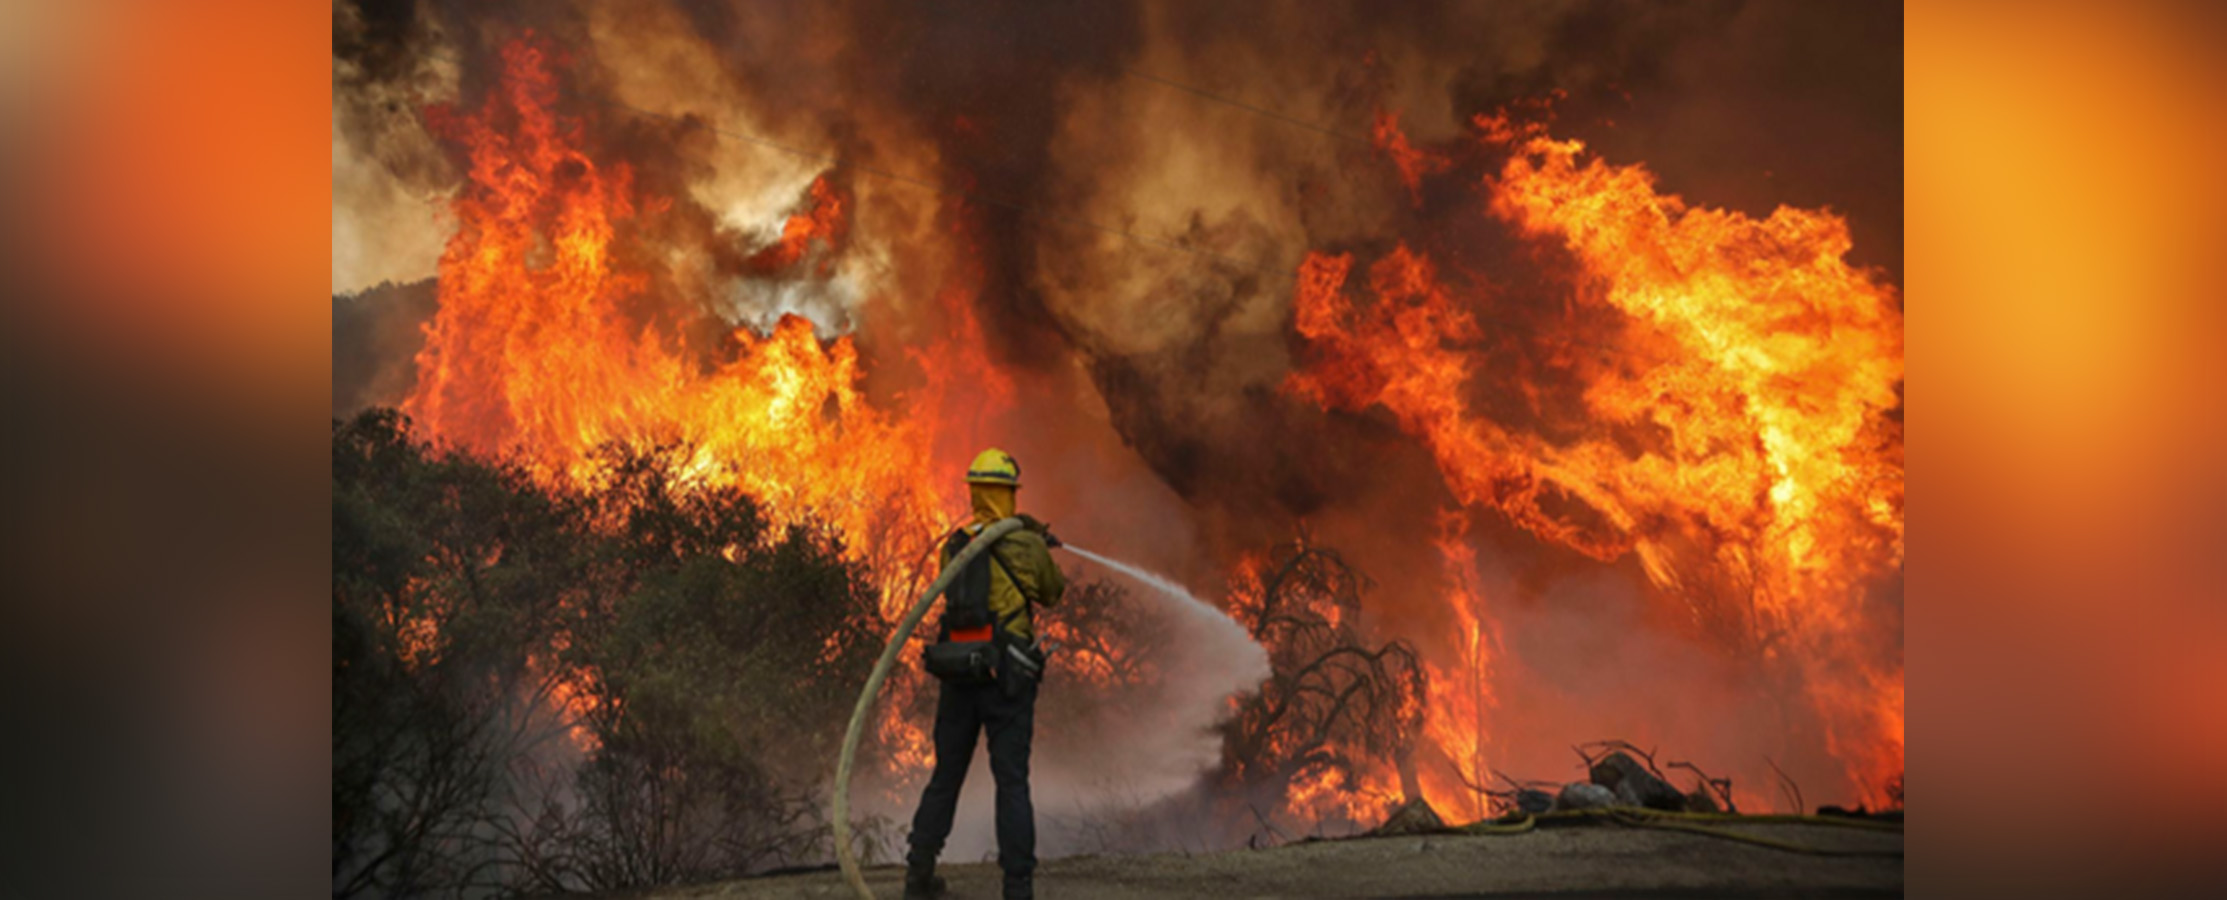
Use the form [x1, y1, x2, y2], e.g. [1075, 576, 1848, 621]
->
[949, 484, 1065, 641]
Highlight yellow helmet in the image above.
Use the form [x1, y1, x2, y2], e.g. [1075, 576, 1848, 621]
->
[965, 447, 1022, 487]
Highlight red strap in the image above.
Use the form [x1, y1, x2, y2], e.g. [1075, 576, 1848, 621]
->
[950, 625, 993, 643]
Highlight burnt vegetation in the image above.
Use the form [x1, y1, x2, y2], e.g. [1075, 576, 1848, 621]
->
[330, 408, 1442, 894]
[333, 409, 883, 896]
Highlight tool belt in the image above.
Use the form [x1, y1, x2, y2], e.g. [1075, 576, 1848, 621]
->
[923, 635, 1000, 685]
[922, 631, 1050, 691]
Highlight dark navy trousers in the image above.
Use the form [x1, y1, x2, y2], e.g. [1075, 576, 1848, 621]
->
[906, 677, 1038, 877]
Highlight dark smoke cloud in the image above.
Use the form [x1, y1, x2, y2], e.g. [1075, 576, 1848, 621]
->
[332, 0, 453, 190]
[847, 2, 1147, 370]
[333, 0, 428, 83]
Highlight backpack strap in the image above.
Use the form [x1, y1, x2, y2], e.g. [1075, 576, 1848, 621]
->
[983, 546, 1032, 641]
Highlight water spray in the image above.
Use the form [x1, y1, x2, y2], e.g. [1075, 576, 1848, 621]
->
[1060, 544, 1264, 657]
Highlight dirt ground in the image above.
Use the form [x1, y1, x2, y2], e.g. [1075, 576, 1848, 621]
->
[643, 821, 1903, 899]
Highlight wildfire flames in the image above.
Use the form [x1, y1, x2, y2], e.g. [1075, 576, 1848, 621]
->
[398, 41, 1004, 770]
[366, 24, 1901, 835]
[1292, 114, 1903, 805]
[405, 43, 947, 567]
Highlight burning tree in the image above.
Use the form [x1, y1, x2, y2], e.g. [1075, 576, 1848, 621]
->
[1220, 539, 1428, 836]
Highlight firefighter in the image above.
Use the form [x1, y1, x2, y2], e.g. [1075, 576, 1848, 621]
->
[907, 448, 1066, 900]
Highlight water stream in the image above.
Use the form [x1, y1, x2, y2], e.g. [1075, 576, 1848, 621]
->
[1061, 544, 1268, 669]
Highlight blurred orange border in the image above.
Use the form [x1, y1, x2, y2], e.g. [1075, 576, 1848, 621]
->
[19, 0, 327, 396]
[1909, 0, 2227, 890]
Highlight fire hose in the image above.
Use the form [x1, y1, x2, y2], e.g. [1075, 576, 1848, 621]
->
[832, 516, 1026, 900]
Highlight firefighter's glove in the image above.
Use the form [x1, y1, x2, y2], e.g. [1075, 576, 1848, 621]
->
[1016, 514, 1062, 548]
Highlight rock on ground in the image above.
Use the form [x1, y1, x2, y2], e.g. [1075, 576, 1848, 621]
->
[1557, 782, 1616, 810]
[1589, 751, 1686, 811]
[1369, 798, 1445, 836]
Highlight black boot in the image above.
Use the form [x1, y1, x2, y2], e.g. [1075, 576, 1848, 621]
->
[903, 862, 946, 900]
[1002, 871, 1033, 900]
